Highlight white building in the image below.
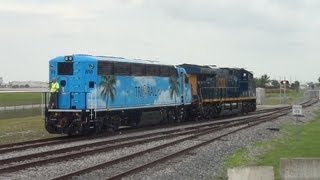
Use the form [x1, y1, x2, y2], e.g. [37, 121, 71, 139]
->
[256, 88, 266, 105]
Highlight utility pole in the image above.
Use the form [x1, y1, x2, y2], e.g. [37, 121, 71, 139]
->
[280, 79, 289, 104]
[279, 77, 282, 104]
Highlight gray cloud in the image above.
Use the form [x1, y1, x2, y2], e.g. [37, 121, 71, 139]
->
[149, 0, 305, 33]
[0, 0, 319, 83]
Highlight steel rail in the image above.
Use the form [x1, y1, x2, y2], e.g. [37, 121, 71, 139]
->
[54, 99, 317, 179]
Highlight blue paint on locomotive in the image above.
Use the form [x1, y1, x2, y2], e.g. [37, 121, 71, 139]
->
[49, 55, 192, 110]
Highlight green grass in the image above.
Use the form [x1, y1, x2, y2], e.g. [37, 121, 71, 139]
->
[0, 108, 42, 119]
[0, 92, 42, 106]
[265, 90, 304, 105]
[224, 111, 320, 180]
[0, 115, 58, 145]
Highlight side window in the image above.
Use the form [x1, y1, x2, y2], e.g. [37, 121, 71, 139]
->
[114, 62, 130, 75]
[98, 61, 114, 75]
[146, 65, 160, 76]
[169, 67, 178, 77]
[131, 63, 145, 76]
[160, 66, 170, 76]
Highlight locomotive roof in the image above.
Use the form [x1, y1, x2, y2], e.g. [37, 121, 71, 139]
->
[179, 64, 218, 74]
[220, 67, 253, 74]
[50, 54, 174, 66]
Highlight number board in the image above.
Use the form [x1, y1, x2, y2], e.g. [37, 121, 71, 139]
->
[292, 105, 302, 116]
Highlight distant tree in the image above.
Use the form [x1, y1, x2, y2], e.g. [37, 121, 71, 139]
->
[318, 76, 320, 83]
[254, 78, 261, 87]
[291, 81, 300, 92]
[271, 80, 280, 88]
[24, 84, 30, 88]
[307, 82, 315, 89]
[257, 74, 270, 88]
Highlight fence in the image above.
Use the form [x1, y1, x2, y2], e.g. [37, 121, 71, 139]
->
[0, 104, 44, 111]
[0, 91, 45, 119]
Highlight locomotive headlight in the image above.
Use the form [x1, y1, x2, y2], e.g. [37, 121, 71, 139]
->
[64, 56, 73, 61]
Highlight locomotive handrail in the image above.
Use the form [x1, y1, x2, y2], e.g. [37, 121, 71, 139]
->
[87, 90, 97, 120]
[95, 87, 97, 119]
[199, 86, 239, 103]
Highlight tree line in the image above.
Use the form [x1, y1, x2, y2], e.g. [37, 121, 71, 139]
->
[255, 74, 320, 91]
[255, 74, 300, 91]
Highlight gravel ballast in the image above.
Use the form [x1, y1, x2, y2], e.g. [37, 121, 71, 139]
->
[0, 100, 318, 180]
[125, 102, 320, 180]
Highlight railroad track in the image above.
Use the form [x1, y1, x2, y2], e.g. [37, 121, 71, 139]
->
[0, 104, 285, 154]
[0, 99, 316, 179]
[0, 111, 274, 174]
[53, 99, 317, 179]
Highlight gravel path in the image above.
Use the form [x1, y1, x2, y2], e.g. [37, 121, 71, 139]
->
[125, 101, 319, 180]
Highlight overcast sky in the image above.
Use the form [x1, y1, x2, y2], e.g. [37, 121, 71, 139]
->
[0, 0, 319, 83]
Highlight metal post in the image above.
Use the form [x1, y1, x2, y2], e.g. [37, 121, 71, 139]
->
[284, 82, 286, 104]
[90, 92, 93, 119]
[95, 86, 97, 119]
[41, 93, 44, 118]
[280, 81, 282, 104]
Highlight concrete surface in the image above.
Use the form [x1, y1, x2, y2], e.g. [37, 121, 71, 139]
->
[280, 158, 320, 180]
[256, 88, 266, 105]
[228, 166, 274, 180]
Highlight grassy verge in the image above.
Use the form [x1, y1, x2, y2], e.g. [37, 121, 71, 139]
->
[0, 108, 41, 119]
[0, 92, 42, 106]
[224, 110, 320, 180]
[0, 115, 58, 145]
[265, 90, 303, 105]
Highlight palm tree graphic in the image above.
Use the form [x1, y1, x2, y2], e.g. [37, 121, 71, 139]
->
[169, 76, 180, 102]
[100, 75, 117, 107]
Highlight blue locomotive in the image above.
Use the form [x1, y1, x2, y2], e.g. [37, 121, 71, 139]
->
[44, 55, 256, 135]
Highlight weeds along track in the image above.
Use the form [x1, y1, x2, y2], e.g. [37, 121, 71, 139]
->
[0, 99, 316, 179]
